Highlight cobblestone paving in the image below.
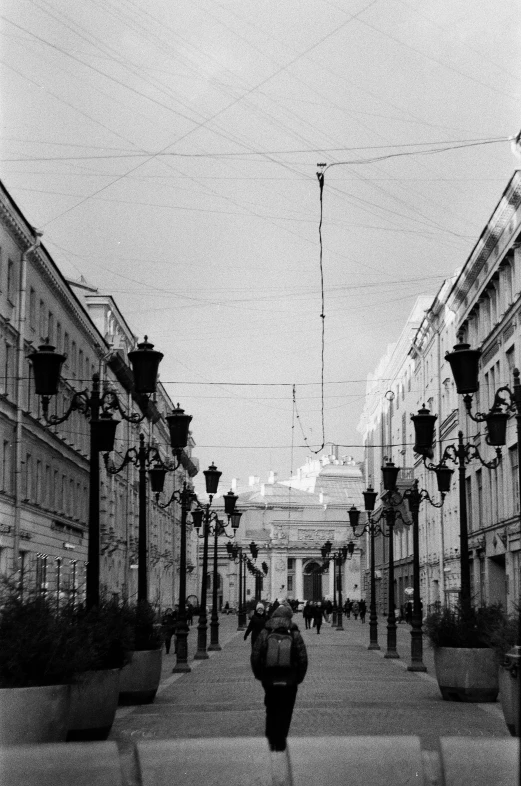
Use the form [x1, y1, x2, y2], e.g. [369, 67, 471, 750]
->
[110, 612, 509, 753]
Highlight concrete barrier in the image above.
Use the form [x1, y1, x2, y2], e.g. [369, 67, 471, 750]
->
[0, 737, 518, 785]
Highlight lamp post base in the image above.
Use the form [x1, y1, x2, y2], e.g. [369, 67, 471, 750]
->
[368, 643, 381, 650]
[237, 610, 247, 630]
[172, 662, 191, 673]
[407, 662, 427, 672]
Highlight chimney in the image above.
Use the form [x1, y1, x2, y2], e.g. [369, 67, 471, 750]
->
[231, 478, 238, 492]
[268, 471, 278, 484]
[249, 476, 260, 486]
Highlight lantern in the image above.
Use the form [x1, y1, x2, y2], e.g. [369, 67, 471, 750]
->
[223, 489, 238, 516]
[92, 412, 119, 452]
[148, 464, 167, 494]
[128, 336, 163, 394]
[363, 486, 378, 512]
[191, 508, 204, 530]
[348, 505, 360, 531]
[230, 510, 242, 530]
[434, 464, 453, 495]
[445, 341, 481, 395]
[165, 404, 192, 451]
[485, 409, 509, 446]
[203, 462, 221, 496]
[411, 406, 437, 456]
[381, 461, 400, 491]
[28, 341, 66, 396]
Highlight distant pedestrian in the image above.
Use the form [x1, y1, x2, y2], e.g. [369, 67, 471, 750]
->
[244, 603, 267, 648]
[352, 601, 360, 621]
[161, 607, 176, 655]
[324, 599, 333, 623]
[313, 602, 324, 634]
[303, 602, 312, 629]
[224, 601, 230, 615]
[344, 599, 352, 618]
[186, 603, 194, 626]
[359, 599, 366, 623]
[251, 605, 308, 751]
[405, 601, 413, 624]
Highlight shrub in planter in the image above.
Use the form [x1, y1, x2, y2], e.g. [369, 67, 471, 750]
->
[119, 601, 164, 706]
[0, 580, 83, 744]
[424, 604, 505, 703]
[66, 599, 134, 741]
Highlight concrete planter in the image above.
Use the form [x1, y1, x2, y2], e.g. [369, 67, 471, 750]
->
[0, 684, 71, 745]
[499, 663, 520, 736]
[433, 647, 499, 702]
[119, 649, 162, 705]
[67, 668, 120, 741]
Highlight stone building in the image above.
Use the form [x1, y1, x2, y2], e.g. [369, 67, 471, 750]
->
[205, 449, 365, 610]
[358, 169, 521, 614]
[0, 179, 198, 608]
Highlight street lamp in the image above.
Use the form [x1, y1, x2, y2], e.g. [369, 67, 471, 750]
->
[349, 493, 383, 651]
[226, 539, 257, 629]
[411, 401, 500, 616]
[28, 336, 163, 609]
[190, 466, 238, 657]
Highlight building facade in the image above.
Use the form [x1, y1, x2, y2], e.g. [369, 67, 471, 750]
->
[0, 180, 198, 610]
[204, 450, 366, 611]
[358, 169, 521, 614]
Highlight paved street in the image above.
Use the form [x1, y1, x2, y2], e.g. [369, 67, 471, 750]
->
[110, 611, 508, 756]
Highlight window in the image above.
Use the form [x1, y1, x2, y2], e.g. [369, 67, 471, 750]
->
[476, 469, 483, 528]
[71, 341, 76, 375]
[510, 447, 519, 515]
[7, 259, 15, 303]
[504, 263, 513, 306]
[466, 476, 473, 531]
[2, 440, 12, 493]
[39, 300, 46, 339]
[287, 575, 294, 592]
[56, 322, 62, 352]
[48, 312, 54, 345]
[4, 342, 13, 398]
[64, 332, 69, 359]
[287, 558, 295, 570]
[78, 349, 83, 382]
[36, 554, 48, 595]
[29, 287, 36, 328]
[24, 454, 32, 500]
[36, 460, 42, 504]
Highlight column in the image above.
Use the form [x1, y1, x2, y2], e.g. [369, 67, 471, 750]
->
[295, 557, 303, 600]
[329, 561, 334, 598]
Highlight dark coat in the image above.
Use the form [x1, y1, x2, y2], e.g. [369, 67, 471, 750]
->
[244, 611, 267, 646]
[251, 617, 308, 686]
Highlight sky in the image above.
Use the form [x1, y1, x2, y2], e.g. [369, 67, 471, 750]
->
[1, 0, 520, 493]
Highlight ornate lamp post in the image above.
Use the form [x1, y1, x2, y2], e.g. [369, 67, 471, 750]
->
[28, 337, 163, 609]
[227, 538, 257, 629]
[411, 398, 500, 616]
[190, 466, 238, 658]
[349, 497, 381, 650]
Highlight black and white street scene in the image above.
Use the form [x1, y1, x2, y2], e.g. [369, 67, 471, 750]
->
[0, 2, 520, 784]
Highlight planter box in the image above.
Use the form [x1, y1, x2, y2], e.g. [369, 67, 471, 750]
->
[67, 668, 120, 741]
[118, 649, 162, 705]
[434, 647, 499, 702]
[0, 684, 70, 745]
[499, 663, 520, 736]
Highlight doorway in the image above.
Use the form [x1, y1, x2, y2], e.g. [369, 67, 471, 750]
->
[303, 561, 323, 601]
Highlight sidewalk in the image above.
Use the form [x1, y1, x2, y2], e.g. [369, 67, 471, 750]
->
[110, 611, 509, 755]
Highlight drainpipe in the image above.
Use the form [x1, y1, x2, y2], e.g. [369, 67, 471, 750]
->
[13, 230, 43, 574]
[436, 324, 447, 606]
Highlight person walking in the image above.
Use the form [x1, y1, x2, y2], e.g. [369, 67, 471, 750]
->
[359, 598, 367, 623]
[344, 598, 351, 619]
[303, 601, 312, 630]
[313, 602, 324, 634]
[251, 604, 308, 752]
[244, 603, 267, 648]
[161, 607, 176, 655]
[352, 600, 360, 621]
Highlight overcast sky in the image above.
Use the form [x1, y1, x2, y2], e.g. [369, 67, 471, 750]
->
[1, 0, 520, 492]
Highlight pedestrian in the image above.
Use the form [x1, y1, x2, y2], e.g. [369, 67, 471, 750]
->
[313, 602, 324, 634]
[224, 601, 230, 615]
[405, 601, 413, 625]
[251, 604, 308, 751]
[161, 607, 176, 655]
[186, 603, 194, 626]
[344, 598, 351, 619]
[302, 601, 312, 629]
[352, 600, 360, 621]
[359, 598, 366, 623]
[244, 603, 267, 648]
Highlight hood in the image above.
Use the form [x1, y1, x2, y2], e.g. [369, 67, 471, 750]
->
[265, 617, 299, 633]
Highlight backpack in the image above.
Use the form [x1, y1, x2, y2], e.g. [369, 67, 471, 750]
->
[263, 628, 296, 686]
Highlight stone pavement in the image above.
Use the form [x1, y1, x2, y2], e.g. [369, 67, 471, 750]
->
[110, 611, 509, 759]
